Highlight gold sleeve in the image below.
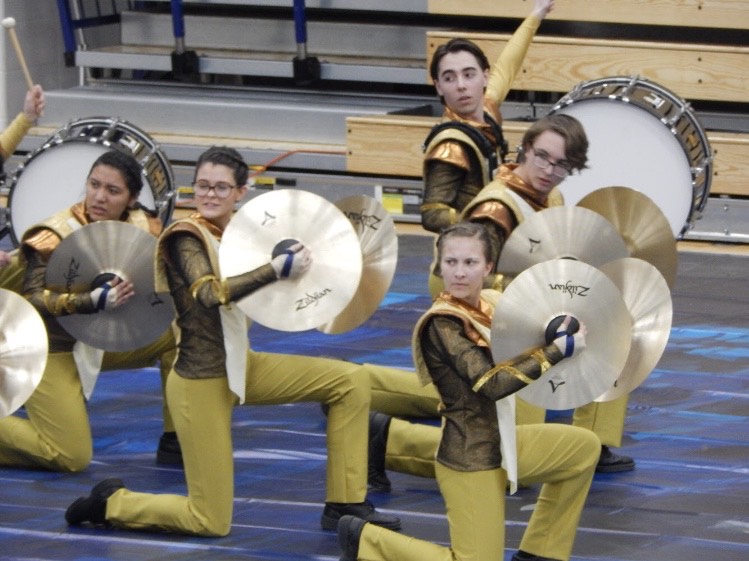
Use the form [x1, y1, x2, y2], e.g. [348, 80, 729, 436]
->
[22, 246, 97, 318]
[472, 344, 563, 398]
[167, 232, 277, 308]
[0, 112, 33, 159]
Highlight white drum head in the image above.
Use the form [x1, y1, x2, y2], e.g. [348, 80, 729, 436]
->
[555, 100, 692, 238]
[8, 142, 158, 244]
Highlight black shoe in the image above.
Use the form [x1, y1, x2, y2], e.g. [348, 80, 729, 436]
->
[65, 478, 125, 526]
[596, 445, 635, 473]
[337, 515, 366, 561]
[156, 431, 183, 466]
[368, 412, 392, 492]
[511, 550, 561, 561]
[321, 499, 401, 531]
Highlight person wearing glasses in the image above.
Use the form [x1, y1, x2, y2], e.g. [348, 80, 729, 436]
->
[461, 113, 585, 270]
[0, 149, 177, 473]
[65, 146, 401, 537]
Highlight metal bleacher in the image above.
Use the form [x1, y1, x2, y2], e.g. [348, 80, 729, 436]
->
[26, 1, 749, 239]
[41, 0, 453, 224]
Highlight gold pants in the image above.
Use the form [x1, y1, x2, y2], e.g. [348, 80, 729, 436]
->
[0, 252, 24, 293]
[385, 418, 439, 478]
[0, 330, 175, 471]
[363, 363, 441, 418]
[515, 395, 629, 447]
[382, 392, 580, 477]
[384, 392, 627, 480]
[106, 350, 371, 537]
[572, 395, 629, 447]
[360, 424, 600, 561]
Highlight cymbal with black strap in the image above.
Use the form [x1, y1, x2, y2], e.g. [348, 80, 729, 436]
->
[46, 221, 175, 352]
[491, 259, 632, 410]
[220, 189, 363, 332]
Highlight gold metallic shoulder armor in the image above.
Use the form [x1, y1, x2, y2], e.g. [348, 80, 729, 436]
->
[22, 229, 61, 261]
[425, 140, 471, 172]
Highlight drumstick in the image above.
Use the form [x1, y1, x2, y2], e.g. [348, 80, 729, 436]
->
[2, 17, 35, 91]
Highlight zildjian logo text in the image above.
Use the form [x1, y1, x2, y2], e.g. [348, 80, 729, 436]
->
[548, 280, 589, 298]
[296, 288, 332, 310]
[344, 210, 382, 231]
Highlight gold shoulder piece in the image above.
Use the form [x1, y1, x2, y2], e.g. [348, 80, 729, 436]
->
[426, 140, 471, 172]
[23, 229, 62, 261]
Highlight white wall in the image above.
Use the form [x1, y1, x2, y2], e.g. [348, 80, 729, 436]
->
[1, 0, 77, 126]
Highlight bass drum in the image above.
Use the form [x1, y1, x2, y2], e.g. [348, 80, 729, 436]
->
[547, 76, 713, 238]
[6, 117, 175, 245]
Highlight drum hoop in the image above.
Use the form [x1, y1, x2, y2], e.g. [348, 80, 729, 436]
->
[6, 117, 175, 246]
[550, 76, 713, 229]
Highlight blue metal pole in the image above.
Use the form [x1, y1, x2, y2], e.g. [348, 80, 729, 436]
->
[293, 0, 307, 58]
[169, 0, 199, 81]
[170, 0, 186, 53]
[56, 0, 77, 65]
[292, 0, 319, 85]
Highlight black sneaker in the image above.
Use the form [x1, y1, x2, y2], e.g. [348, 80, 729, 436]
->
[65, 478, 125, 526]
[596, 445, 635, 473]
[156, 431, 183, 466]
[337, 515, 366, 561]
[368, 412, 392, 492]
[321, 499, 400, 531]
[511, 550, 561, 561]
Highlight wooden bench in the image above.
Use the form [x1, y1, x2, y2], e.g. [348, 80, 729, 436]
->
[428, 0, 748, 30]
[425, 31, 749, 104]
[346, 115, 749, 199]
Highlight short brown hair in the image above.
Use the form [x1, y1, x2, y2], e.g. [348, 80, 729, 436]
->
[519, 114, 589, 171]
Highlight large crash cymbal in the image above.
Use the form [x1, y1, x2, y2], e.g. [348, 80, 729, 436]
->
[220, 189, 363, 332]
[317, 195, 398, 334]
[595, 257, 673, 401]
[492, 259, 631, 410]
[46, 221, 176, 352]
[0, 288, 48, 418]
[497, 206, 629, 276]
[577, 186, 678, 289]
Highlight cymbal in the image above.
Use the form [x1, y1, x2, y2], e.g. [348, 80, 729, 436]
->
[577, 186, 678, 289]
[497, 206, 629, 276]
[491, 259, 632, 410]
[0, 288, 47, 418]
[220, 189, 363, 332]
[595, 257, 673, 401]
[46, 221, 176, 352]
[317, 195, 398, 334]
